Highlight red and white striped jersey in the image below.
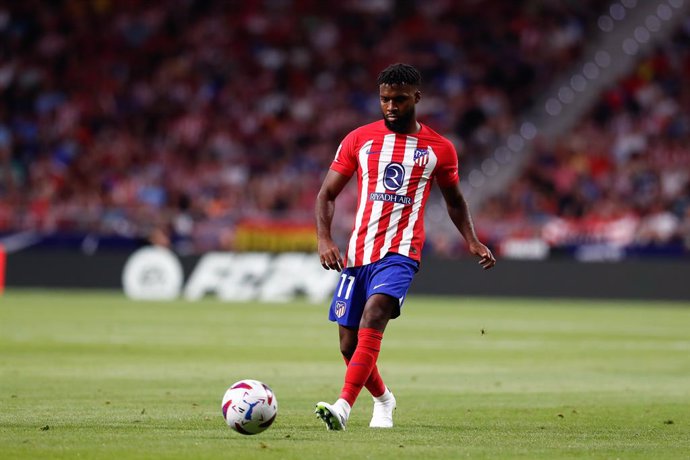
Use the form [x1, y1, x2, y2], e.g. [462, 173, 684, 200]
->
[330, 120, 459, 267]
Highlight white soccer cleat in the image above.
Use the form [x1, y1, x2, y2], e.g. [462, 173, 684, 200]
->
[315, 399, 349, 431]
[369, 389, 396, 428]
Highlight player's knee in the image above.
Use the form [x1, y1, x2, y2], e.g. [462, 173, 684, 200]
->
[340, 347, 355, 360]
[340, 341, 356, 359]
[339, 332, 357, 358]
[360, 309, 390, 331]
[360, 294, 396, 329]
[339, 326, 357, 359]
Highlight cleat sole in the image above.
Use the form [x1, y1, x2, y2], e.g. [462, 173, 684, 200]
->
[314, 402, 345, 431]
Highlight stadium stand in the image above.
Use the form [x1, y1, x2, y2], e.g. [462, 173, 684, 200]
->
[474, 22, 690, 260]
[0, 0, 687, 259]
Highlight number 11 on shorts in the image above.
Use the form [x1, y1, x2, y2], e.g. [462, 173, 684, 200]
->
[337, 274, 355, 300]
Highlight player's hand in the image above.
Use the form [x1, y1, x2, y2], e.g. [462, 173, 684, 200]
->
[318, 239, 344, 272]
[469, 241, 496, 270]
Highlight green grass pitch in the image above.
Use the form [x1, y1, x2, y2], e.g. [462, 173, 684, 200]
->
[1, 290, 689, 459]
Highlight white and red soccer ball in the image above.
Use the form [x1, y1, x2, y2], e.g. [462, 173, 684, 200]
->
[221, 379, 278, 435]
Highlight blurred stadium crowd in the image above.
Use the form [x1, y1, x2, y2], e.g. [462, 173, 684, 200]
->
[0, 0, 688, 257]
[476, 25, 690, 259]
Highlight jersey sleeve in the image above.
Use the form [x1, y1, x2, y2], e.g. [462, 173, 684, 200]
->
[330, 130, 358, 177]
[434, 140, 460, 188]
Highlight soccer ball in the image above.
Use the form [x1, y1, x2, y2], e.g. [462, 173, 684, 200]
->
[221, 379, 278, 435]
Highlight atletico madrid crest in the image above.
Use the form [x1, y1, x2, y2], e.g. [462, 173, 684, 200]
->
[334, 301, 346, 318]
[413, 148, 429, 166]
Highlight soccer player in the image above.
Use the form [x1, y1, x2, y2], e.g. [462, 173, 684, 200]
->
[314, 63, 496, 431]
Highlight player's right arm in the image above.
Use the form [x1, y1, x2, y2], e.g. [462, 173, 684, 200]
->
[316, 131, 359, 271]
[315, 170, 351, 272]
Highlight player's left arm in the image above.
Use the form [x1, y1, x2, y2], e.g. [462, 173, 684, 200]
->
[439, 183, 496, 270]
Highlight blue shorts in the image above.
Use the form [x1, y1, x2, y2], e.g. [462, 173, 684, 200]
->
[329, 253, 419, 328]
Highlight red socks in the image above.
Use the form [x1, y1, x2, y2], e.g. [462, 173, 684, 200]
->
[340, 328, 384, 406]
[342, 356, 387, 399]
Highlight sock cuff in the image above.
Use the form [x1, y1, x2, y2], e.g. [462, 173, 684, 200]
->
[357, 327, 383, 351]
[358, 327, 383, 341]
[373, 387, 390, 401]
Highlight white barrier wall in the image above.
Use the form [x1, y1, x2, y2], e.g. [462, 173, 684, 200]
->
[5, 248, 690, 300]
[122, 246, 340, 302]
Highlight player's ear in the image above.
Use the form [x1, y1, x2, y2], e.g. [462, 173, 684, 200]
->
[414, 90, 421, 103]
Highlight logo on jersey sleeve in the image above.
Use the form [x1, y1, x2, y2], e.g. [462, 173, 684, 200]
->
[383, 163, 405, 191]
[414, 148, 429, 166]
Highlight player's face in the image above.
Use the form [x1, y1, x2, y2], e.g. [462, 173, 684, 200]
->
[379, 84, 420, 134]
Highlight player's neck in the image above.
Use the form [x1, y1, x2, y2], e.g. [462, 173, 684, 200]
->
[389, 120, 421, 135]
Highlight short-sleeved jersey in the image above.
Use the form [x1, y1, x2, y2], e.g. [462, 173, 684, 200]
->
[330, 120, 459, 268]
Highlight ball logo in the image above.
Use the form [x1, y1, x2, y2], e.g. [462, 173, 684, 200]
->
[383, 163, 405, 191]
[334, 300, 346, 318]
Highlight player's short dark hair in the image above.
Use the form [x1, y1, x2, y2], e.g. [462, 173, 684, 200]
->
[377, 63, 421, 87]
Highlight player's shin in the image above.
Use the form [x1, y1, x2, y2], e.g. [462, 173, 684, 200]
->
[339, 328, 383, 406]
[343, 356, 387, 398]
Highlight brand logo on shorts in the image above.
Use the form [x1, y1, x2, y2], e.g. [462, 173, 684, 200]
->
[334, 301, 346, 318]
